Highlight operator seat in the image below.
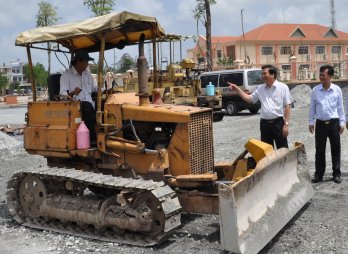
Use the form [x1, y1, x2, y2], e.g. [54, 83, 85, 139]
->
[47, 73, 62, 101]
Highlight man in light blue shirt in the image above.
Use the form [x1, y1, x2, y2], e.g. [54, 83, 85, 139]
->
[309, 65, 345, 184]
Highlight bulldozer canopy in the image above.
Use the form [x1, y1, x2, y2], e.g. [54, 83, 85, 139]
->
[15, 11, 165, 52]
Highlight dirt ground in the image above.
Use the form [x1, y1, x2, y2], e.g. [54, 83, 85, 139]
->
[0, 86, 348, 254]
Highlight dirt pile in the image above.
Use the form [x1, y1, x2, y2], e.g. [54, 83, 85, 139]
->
[290, 84, 312, 108]
[0, 132, 22, 158]
[0, 132, 21, 149]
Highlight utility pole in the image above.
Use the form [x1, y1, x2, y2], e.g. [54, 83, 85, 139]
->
[282, 8, 285, 24]
[113, 49, 117, 71]
[330, 0, 336, 29]
[148, 44, 152, 69]
[241, 9, 247, 64]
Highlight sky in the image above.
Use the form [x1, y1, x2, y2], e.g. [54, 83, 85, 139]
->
[1, 0, 348, 73]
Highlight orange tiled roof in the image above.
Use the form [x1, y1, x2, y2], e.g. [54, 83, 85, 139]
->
[212, 36, 238, 43]
[199, 35, 238, 43]
[241, 23, 348, 41]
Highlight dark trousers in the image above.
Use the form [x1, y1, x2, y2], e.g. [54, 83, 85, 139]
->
[315, 119, 341, 178]
[260, 117, 288, 149]
[81, 101, 96, 141]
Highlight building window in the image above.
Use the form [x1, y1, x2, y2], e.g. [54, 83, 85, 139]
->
[298, 46, 309, 55]
[280, 46, 291, 55]
[332, 45, 341, 54]
[315, 46, 325, 54]
[261, 46, 273, 55]
[281, 65, 291, 70]
[217, 50, 222, 59]
[226, 46, 235, 61]
[299, 64, 310, 70]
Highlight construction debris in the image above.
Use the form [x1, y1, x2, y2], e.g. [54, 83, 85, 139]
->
[0, 124, 25, 136]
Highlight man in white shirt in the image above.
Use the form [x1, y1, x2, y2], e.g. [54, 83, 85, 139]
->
[60, 50, 97, 141]
[228, 65, 292, 149]
[309, 65, 345, 184]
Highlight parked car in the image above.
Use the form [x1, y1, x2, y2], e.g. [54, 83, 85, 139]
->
[200, 69, 263, 115]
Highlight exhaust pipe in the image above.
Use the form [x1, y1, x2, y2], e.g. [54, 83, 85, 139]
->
[137, 33, 150, 106]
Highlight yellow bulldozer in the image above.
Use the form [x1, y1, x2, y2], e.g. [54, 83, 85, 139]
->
[7, 11, 314, 253]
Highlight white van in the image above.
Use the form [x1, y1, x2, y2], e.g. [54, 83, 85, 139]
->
[200, 69, 263, 115]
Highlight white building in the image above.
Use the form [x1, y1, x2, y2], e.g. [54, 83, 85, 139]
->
[0, 59, 27, 94]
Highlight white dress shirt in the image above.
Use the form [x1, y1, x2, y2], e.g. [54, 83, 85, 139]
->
[59, 66, 97, 107]
[250, 80, 293, 120]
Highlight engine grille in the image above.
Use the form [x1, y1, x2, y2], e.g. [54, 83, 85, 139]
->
[188, 111, 214, 174]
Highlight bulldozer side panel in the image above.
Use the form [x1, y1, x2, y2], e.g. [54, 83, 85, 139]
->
[124, 152, 168, 176]
[95, 148, 168, 176]
[121, 104, 196, 123]
[167, 123, 191, 176]
[47, 126, 75, 150]
[24, 101, 81, 152]
[24, 127, 47, 150]
[176, 190, 219, 214]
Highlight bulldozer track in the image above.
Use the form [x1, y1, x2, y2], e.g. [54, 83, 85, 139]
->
[6, 167, 182, 246]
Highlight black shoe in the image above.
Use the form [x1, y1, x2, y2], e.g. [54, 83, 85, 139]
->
[311, 177, 323, 183]
[333, 176, 341, 184]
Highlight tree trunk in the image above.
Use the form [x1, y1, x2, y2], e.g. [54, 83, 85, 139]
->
[204, 0, 212, 71]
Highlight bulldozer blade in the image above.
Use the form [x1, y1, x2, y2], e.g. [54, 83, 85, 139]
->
[218, 143, 314, 254]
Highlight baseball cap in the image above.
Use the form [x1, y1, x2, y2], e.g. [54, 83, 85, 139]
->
[74, 50, 94, 61]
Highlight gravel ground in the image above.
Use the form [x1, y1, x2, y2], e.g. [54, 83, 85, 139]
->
[0, 85, 348, 254]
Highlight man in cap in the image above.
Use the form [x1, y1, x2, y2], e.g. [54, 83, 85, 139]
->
[60, 50, 97, 142]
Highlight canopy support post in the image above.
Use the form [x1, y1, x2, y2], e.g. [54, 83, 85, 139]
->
[97, 36, 106, 125]
[26, 46, 36, 101]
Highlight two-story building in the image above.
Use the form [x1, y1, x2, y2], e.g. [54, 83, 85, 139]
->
[0, 59, 27, 94]
[187, 24, 348, 81]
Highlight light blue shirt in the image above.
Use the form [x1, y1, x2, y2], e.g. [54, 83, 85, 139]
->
[250, 80, 293, 119]
[309, 83, 345, 126]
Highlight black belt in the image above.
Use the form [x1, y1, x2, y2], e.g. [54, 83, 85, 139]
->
[316, 118, 339, 125]
[261, 117, 283, 124]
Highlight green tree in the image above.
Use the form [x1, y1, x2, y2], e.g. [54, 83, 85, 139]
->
[9, 81, 20, 94]
[89, 64, 99, 74]
[84, 0, 115, 16]
[193, 0, 216, 71]
[23, 63, 48, 88]
[36, 1, 59, 74]
[0, 74, 9, 95]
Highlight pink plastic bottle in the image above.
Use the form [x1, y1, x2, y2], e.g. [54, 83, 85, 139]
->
[76, 121, 90, 149]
